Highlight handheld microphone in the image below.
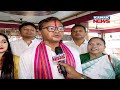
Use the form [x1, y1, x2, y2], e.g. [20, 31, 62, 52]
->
[55, 47, 67, 78]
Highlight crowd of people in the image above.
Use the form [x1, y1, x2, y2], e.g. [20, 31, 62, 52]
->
[0, 16, 120, 79]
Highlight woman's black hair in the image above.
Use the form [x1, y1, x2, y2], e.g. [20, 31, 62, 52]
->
[0, 33, 14, 79]
[88, 37, 106, 45]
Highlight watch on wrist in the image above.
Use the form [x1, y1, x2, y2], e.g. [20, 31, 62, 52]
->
[81, 74, 88, 79]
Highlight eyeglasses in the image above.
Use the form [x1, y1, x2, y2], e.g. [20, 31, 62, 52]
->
[42, 26, 64, 32]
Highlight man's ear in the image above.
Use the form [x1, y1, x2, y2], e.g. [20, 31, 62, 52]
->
[86, 30, 88, 35]
[104, 46, 106, 49]
[37, 30, 41, 36]
[85, 30, 89, 40]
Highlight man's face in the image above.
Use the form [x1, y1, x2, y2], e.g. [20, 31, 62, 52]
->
[20, 25, 37, 38]
[41, 20, 64, 43]
[71, 26, 87, 40]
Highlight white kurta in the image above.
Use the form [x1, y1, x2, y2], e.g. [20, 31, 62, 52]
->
[64, 39, 88, 54]
[10, 38, 41, 56]
[18, 44, 82, 79]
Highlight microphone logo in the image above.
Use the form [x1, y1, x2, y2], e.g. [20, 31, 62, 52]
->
[52, 53, 66, 62]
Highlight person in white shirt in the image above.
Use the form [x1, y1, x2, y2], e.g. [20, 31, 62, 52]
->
[65, 24, 88, 54]
[10, 22, 41, 56]
[18, 17, 82, 79]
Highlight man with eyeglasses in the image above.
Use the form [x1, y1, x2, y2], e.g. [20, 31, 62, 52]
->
[18, 17, 83, 79]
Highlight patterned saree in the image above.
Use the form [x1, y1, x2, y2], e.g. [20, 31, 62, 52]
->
[81, 54, 116, 79]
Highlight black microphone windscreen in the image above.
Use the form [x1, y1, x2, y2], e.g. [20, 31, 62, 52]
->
[55, 47, 63, 55]
[55, 46, 67, 78]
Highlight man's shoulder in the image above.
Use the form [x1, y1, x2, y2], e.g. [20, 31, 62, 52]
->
[63, 41, 74, 46]
[32, 38, 41, 45]
[10, 39, 23, 44]
[63, 40, 72, 44]
[65, 44, 79, 54]
[21, 44, 38, 56]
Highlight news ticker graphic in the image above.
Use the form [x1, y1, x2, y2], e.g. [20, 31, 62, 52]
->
[93, 16, 110, 23]
[52, 53, 66, 62]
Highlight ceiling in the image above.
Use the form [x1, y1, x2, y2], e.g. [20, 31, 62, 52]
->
[0, 11, 88, 24]
[0, 11, 120, 30]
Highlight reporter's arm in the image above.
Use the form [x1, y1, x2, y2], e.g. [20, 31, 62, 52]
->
[58, 62, 91, 79]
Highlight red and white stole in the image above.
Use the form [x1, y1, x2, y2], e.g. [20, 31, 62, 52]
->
[34, 41, 76, 79]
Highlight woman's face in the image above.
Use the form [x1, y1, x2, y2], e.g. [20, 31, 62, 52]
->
[0, 35, 8, 53]
[87, 38, 106, 55]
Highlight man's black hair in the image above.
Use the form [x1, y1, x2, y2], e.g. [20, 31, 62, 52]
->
[71, 24, 86, 32]
[19, 22, 37, 31]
